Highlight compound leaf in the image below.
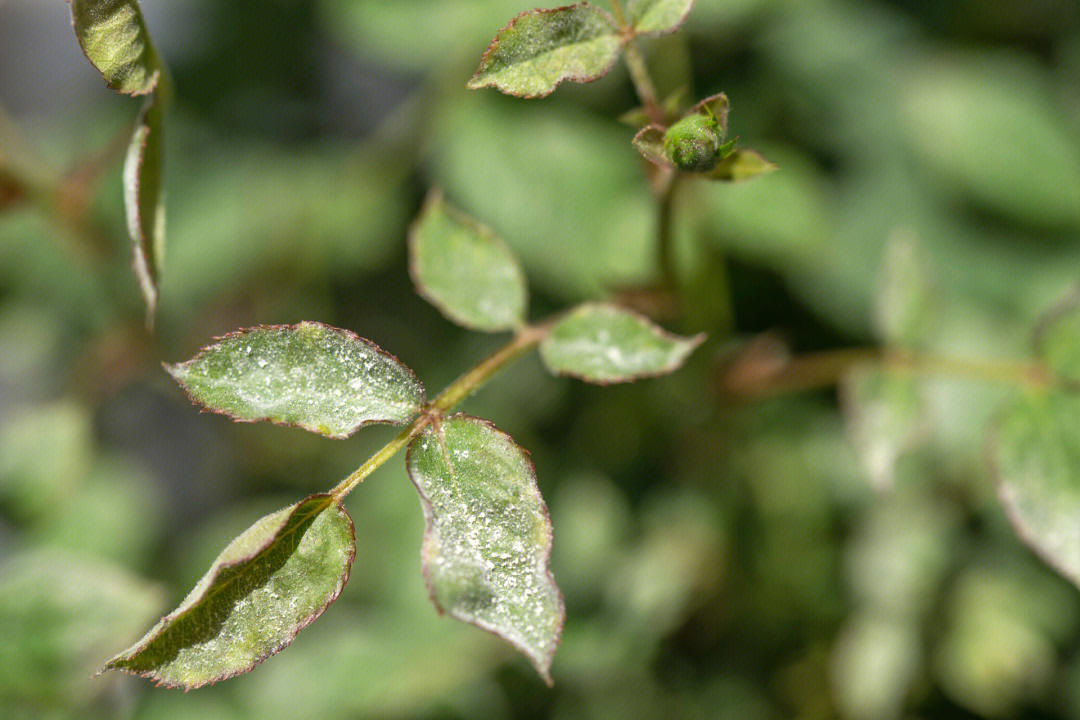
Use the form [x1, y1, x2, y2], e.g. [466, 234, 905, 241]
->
[627, 0, 697, 36]
[467, 4, 622, 98]
[993, 392, 1080, 588]
[409, 192, 528, 332]
[540, 303, 704, 383]
[168, 322, 425, 438]
[69, 0, 161, 96]
[102, 495, 355, 688]
[407, 415, 564, 684]
[124, 95, 164, 320]
[707, 148, 777, 182]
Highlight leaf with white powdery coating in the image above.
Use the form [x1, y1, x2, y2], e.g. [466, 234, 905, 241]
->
[125, 95, 164, 318]
[467, 4, 622, 98]
[69, 0, 161, 96]
[993, 392, 1080, 588]
[540, 303, 704, 383]
[102, 494, 356, 688]
[168, 322, 425, 438]
[627, 0, 697, 36]
[407, 415, 564, 684]
[409, 192, 528, 332]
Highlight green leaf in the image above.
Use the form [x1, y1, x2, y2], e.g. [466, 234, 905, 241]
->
[168, 322, 425, 438]
[0, 549, 162, 708]
[993, 392, 1080, 587]
[627, 0, 697, 36]
[1035, 291, 1080, 384]
[409, 192, 528, 332]
[706, 148, 777, 182]
[840, 365, 927, 491]
[125, 95, 164, 320]
[406, 415, 564, 683]
[69, 0, 161, 96]
[540, 303, 704, 383]
[103, 494, 356, 689]
[632, 125, 673, 168]
[467, 4, 622, 98]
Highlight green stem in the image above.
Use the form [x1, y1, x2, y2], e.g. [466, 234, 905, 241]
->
[330, 324, 550, 499]
[657, 175, 678, 288]
[720, 345, 1060, 401]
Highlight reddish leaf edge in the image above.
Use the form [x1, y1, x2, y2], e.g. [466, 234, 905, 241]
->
[100, 494, 357, 690]
[632, 124, 674, 169]
[541, 302, 707, 385]
[406, 414, 566, 685]
[629, 0, 698, 38]
[467, 3, 625, 99]
[407, 189, 530, 333]
[165, 321, 427, 439]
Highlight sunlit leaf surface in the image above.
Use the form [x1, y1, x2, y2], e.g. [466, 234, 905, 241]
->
[407, 415, 564, 683]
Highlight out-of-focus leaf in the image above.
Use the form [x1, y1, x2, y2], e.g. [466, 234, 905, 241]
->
[840, 365, 927, 491]
[124, 96, 164, 319]
[1035, 291, 1080, 384]
[167, 322, 425, 439]
[875, 234, 940, 347]
[467, 4, 622, 98]
[406, 415, 564, 683]
[409, 192, 528, 332]
[103, 494, 355, 689]
[69, 0, 161, 96]
[540, 303, 703, 383]
[993, 392, 1080, 588]
[707, 148, 777, 182]
[627, 0, 697, 36]
[901, 55, 1080, 229]
[830, 613, 920, 720]
[0, 549, 162, 707]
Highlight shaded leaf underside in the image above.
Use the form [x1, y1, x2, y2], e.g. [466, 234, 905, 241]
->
[103, 495, 356, 689]
[540, 303, 704, 383]
[468, 4, 622, 98]
[409, 192, 528, 332]
[407, 415, 564, 683]
[168, 322, 425, 438]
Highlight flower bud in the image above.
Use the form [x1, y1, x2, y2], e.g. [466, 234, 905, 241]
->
[663, 114, 722, 172]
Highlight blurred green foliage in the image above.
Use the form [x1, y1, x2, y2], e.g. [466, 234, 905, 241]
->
[3, 0, 1080, 718]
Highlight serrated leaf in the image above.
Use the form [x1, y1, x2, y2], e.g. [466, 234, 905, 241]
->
[707, 148, 777, 182]
[993, 392, 1080, 588]
[1035, 291, 1080, 384]
[632, 125, 673, 168]
[69, 0, 161, 96]
[103, 494, 356, 689]
[467, 4, 622, 98]
[406, 415, 564, 683]
[409, 192, 528, 332]
[125, 95, 164, 320]
[628, 0, 697, 36]
[168, 322, 425, 438]
[540, 303, 704, 383]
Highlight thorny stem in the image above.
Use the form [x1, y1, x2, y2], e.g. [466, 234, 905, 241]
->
[719, 345, 1062, 401]
[330, 323, 550, 499]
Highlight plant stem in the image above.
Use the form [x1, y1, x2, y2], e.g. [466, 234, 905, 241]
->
[719, 345, 1060, 401]
[657, 174, 678, 288]
[609, 0, 662, 123]
[330, 323, 550, 499]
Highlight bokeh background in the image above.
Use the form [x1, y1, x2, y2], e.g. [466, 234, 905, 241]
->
[3, 0, 1080, 718]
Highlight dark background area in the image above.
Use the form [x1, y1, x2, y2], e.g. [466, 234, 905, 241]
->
[3, 1, 1080, 718]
